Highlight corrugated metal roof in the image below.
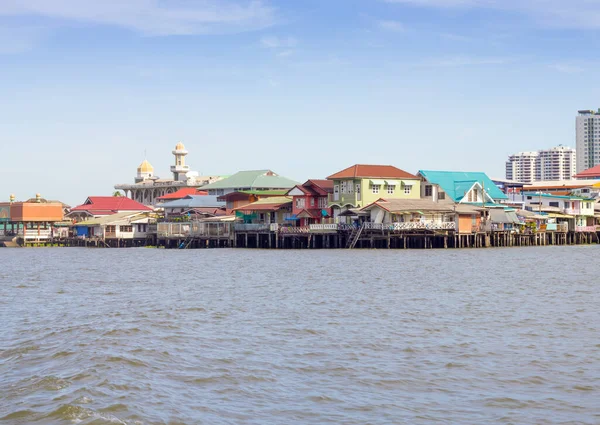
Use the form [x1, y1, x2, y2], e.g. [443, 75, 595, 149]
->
[200, 170, 299, 190]
[419, 170, 508, 202]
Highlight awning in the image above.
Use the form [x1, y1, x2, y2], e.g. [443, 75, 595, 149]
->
[384, 180, 400, 186]
[370, 179, 386, 185]
[489, 208, 514, 224]
[547, 213, 573, 218]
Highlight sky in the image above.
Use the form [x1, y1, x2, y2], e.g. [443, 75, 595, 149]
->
[2, 0, 600, 205]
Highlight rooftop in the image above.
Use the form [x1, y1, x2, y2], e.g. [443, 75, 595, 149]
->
[419, 170, 508, 202]
[200, 170, 299, 190]
[327, 164, 418, 180]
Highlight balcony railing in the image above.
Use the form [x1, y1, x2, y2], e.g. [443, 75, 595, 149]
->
[363, 222, 456, 231]
[575, 225, 596, 232]
[157, 222, 191, 238]
[564, 208, 579, 216]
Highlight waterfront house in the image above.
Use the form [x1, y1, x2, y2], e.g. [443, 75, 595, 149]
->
[160, 195, 225, 220]
[418, 170, 508, 205]
[509, 192, 595, 231]
[217, 190, 289, 214]
[359, 198, 483, 233]
[0, 194, 65, 244]
[68, 196, 152, 221]
[327, 164, 421, 217]
[286, 180, 334, 226]
[74, 211, 156, 245]
[233, 196, 293, 225]
[200, 170, 298, 197]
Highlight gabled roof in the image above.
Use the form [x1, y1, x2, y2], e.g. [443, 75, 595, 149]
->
[200, 170, 299, 190]
[327, 164, 418, 180]
[574, 164, 600, 178]
[305, 179, 334, 192]
[70, 196, 152, 215]
[419, 170, 508, 202]
[161, 195, 225, 209]
[75, 211, 152, 226]
[156, 188, 208, 200]
[234, 196, 292, 212]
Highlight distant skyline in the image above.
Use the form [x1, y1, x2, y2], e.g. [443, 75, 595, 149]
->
[3, 0, 600, 205]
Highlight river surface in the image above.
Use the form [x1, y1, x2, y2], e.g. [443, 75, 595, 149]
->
[1, 247, 599, 424]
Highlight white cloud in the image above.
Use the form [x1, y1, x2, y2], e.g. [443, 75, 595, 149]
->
[383, 0, 600, 30]
[548, 63, 585, 74]
[260, 35, 297, 48]
[0, 0, 277, 36]
[377, 20, 406, 32]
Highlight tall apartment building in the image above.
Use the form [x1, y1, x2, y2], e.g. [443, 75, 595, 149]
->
[505, 146, 576, 184]
[505, 151, 539, 184]
[576, 109, 600, 172]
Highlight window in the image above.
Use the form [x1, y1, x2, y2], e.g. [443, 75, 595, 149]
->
[404, 185, 412, 195]
[356, 184, 360, 194]
[439, 192, 446, 200]
[106, 225, 116, 233]
[119, 225, 132, 233]
[372, 184, 380, 194]
[310, 198, 315, 207]
[425, 185, 432, 196]
[296, 198, 305, 209]
[387, 185, 395, 194]
[318, 197, 327, 208]
[549, 202, 559, 207]
[348, 181, 353, 193]
[341, 181, 347, 194]
[334, 185, 339, 194]
[564, 202, 569, 208]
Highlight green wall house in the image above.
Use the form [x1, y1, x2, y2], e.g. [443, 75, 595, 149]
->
[326, 164, 421, 218]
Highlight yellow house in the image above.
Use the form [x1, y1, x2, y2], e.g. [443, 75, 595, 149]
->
[327, 164, 421, 216]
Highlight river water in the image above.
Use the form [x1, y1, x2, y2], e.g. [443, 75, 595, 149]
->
[1, 247, 599, 424]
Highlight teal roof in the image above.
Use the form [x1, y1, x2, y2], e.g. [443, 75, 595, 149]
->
[419, 170, 508, 202]
[200, 170, 299, 190]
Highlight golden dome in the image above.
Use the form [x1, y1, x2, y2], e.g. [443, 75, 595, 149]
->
[137, 159, 154, 173]
[175, 142, 186, 151]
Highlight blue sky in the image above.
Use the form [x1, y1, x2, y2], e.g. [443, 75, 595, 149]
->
[2, 0, 600, 205]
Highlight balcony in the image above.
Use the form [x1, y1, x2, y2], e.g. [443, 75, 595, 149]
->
[575, 225, 596, 232]
[564, 208, 579, 215]
[327, 192, 361, 206]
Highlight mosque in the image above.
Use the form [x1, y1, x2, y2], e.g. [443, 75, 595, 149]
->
[115, 142, 222, 205]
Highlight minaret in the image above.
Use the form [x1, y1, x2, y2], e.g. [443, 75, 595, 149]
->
[171, 142, 190, 181]
[135, 159, 154, 183]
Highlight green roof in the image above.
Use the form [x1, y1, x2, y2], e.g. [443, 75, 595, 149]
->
[419, 170, 508, 202]
[200, 170, 299, 190]
[239, 189, 289, 196]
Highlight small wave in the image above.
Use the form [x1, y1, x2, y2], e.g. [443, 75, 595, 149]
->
[573, 385, 594, 391]
[1, 345, 40, 359]
[105, 356, 148, 368]
[0, 409, 37, 421]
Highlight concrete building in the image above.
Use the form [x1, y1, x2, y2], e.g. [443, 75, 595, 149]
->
[576, 109, 600, 173]
[506, 151, 539, 184]
[505, 146, 576, 184]
[115, 142, 222, 206]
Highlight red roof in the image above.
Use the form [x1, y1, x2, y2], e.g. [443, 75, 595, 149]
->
[305, 179, 334, 194]
[157, 188, 208, 200]
[71, 196, 152, 215]
[574, 164, 600, 178]
[327, 164, 417, 180]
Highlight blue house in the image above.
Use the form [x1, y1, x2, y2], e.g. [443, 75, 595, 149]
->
[418, 170, 509, 205]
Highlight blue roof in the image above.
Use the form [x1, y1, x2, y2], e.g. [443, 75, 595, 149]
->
[419, 170, 508, 202]
[161, 195, 225, 209]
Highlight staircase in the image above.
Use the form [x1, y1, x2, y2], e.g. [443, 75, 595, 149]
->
[346, 223, 364, 249]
